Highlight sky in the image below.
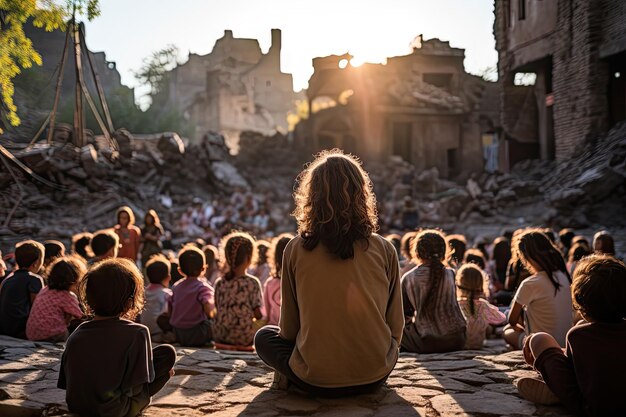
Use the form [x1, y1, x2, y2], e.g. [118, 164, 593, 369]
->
[83, 0, 497, 99]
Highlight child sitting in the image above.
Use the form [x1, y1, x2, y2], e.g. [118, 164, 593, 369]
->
[202, 245, 221, 286]
[455, 264, 506, 349]
[43, 240, 66, 269]
[213, 232, 263, 347]
[169, 245, 214, 347]
[58, 258, 176, 417]
[504, 229, 573, 349]
[247, 240, 271, 286]
[402, 230, 467, 353]
[517, 254, 626, 416]
[263, 233, 293, 326]
[141, 255, 173, 343]
[0, 240, 45, 338]
[88, 230, 119, 264]
[26, 256, 85, 342]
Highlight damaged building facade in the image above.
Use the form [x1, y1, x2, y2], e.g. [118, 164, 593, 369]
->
[162, 29, 298, 149]
[296, 38, 498, 179]
[494, 0, 626, 168]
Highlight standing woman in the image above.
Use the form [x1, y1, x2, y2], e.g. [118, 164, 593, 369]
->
[140, 209, 164, 268]
[114, 206, 142, 263]
[255, 150, 404, 396]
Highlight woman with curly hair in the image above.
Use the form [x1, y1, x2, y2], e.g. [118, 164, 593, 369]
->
[401, 229, 467, 353]
[255, 149, 404, 396]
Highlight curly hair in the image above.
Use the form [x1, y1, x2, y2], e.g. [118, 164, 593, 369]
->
[219, 231, 255, 280]
[47, 255, 87, 291]
[412, 229, 448, 316]
[292, 149, 378, 259]
[78, 258, 144, 320]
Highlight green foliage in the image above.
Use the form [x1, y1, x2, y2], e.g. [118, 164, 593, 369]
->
[0, 0, 100, 133]
[134, 45, 180, 106]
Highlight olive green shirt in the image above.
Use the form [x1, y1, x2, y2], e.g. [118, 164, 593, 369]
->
[279, 234, 404, 388]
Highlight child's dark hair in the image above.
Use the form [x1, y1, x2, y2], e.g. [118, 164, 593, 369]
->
[593, 231, 615, 255]
[559, 228, 575, 252]
[71, 232, 93, 260]
[463, 248, 486, 270]
[515, 228, 571, 295]
[15, 240, 45, 269]
[116, 206, 136, 226]
[254, 240, 270, 265]
[412, 229, 448, 316]
[401, 231, 416, 260]
[491, 237, 511, 271]
[44, 240, 66, 265]
[568, 243, 591, 263]
[385, 233, 402, 258]
[269, 233, 294, 279]
[47, 255, 86, 291]
[78, 258, 144, 320]
[455, 263, 484, 316]
[220, 231, 255, 280]
[446, 234, 467, 266]
[145, 254, 171, 284]
[178, 245, 206, 277]
[90, 230, 119, 257]
[572, 254, 626, 323]
[202, 245, 219, 267]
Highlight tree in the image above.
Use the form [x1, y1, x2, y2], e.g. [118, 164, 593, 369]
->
[0, 0, 100, 133]
[134, 45, 180, 108]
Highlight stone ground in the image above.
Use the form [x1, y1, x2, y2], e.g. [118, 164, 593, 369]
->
[0, 336, 573, 417]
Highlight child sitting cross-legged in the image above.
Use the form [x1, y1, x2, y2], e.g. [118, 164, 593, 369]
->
[58, 258, 176, 417]
[141, 255, 174, 343]
[213, 232, 263, 347]
[455, 264, 506, 349]
[26, 255, 85, 342]
[169, 245, 214, 347]
[517, 254, 626, 416]
[263, 233, 294, 326]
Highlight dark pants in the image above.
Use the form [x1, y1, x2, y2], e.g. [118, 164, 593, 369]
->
[254, 326, 389, 397]
[126, 344, 177, 417]
[534, 347, 586, 416]
[400, 326, 466, 354]
[173, 320, 212, 347]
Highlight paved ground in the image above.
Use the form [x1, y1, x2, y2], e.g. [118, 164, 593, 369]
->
[0, 335, 572, 417]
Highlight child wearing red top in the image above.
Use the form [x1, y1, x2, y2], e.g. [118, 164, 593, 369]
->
[26, 256, 85, 342]
[114, 206, 142, 262]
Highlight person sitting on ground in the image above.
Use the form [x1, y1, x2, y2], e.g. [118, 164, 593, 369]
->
[247, 240, 271, 286]
[43, 240, 66, 269]
[385, 234, 402, 259]
[58, 258, 176, 417]
[456, 264, 506, 350]
[141, 255, 174, 343]
[114, 206, 142, 263]
[0, 240, 45, 338]
[489, 236, 511, 293]
[446, 234, 467, 270]
[558, 228, 576, 258]
[566, 242, 591, 276]
[169, 245, 214, 347]
[464, 248, 487, 270]
[517, 254, 626, 416]
[504, 229, 573, 349]
[202, 245, 221, 286]
[213, 232, 263, 347]
[71, 232, 93, 262]
[399, 231, 417, 275]
[26, 256, 85, 342]
[88, 230, 119, 265]
[140, 209, 164, 269]
[592, 230, 615, 256]
[255, 150, 403, 396]
[402, 229, 467, 353]
[263, 233, 293, 326]
[494, 231, 529, 306]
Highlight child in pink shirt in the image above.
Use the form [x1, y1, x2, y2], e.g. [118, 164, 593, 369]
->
[26, 256, 85, 342]
[263, 234, 293, 325]
[456, 264, 506, 349]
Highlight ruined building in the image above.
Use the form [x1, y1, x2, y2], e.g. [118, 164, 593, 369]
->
[494, 0, 626, 167]
[295, 38, 498, 178]
[162, 29, 297, 148]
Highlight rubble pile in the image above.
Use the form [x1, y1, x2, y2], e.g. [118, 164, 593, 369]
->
[0, 127, 247, 250]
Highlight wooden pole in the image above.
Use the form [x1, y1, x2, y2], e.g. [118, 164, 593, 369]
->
[47, 25, 71, 144]
[73, 20, 85, 148]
